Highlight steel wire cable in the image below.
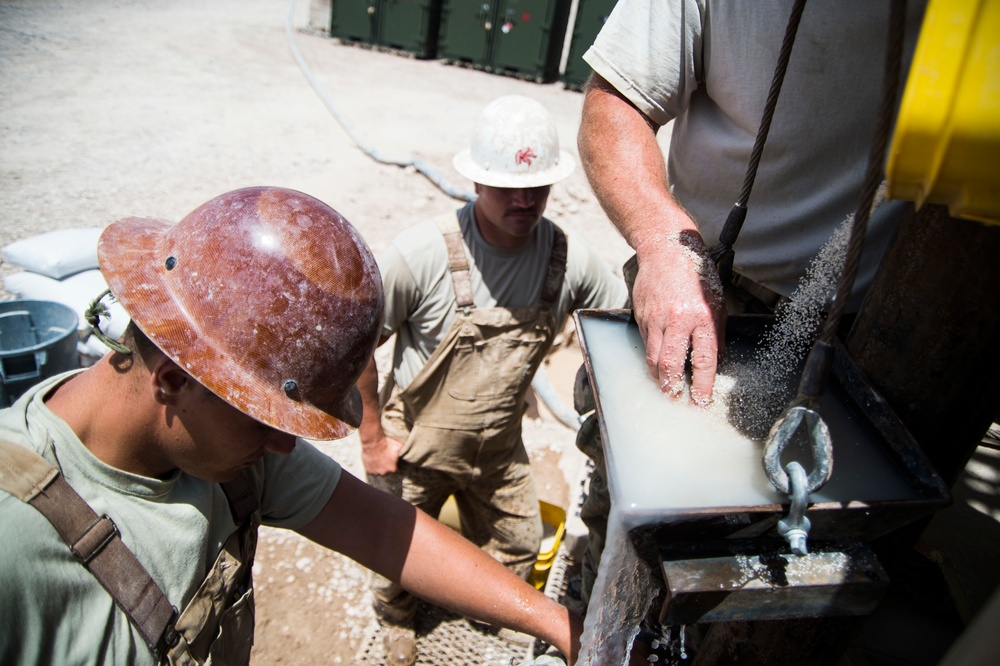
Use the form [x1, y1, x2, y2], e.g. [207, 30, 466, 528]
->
[818, 0, 907, 346]
[736, 0, 807, 209]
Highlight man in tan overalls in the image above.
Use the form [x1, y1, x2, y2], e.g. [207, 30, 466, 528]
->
[0, 187, 583, 665]
[358, 96, 627, 665]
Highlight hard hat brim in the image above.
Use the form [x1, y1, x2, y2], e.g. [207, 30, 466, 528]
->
[453, 149, 576, 189]
[98, 216, 364, 441]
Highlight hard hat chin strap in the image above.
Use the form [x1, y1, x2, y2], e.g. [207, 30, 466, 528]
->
[85, 289, 132, 355]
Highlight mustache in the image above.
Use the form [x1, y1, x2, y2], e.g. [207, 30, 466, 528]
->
[505, 205, 538, 215]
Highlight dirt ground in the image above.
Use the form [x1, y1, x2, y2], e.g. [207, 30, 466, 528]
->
[0, 0, 632, 663]
[7, 3, 1000, 666]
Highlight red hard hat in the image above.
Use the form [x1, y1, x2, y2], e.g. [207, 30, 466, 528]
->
[98, 186, 384, 440]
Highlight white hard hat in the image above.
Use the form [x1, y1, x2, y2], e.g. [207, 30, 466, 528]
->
[453, 95, 575, 188]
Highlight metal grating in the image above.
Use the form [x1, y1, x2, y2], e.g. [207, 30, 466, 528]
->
[354, 602, 535, 665]
[355, 460, 591, 665]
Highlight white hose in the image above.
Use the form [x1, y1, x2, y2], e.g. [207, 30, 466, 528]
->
[532, 365, 583, 432]
[285, 0, 476, 202]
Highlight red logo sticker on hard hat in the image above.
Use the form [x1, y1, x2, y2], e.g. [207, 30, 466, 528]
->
[515, 147, 537, 166]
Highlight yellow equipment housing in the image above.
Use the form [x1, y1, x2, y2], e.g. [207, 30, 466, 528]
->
[886, 0, 1000, 225]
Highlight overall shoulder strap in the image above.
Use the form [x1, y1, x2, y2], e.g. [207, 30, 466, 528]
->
[0, 438, 178, 655]
[0, 436, 59, 501]
[220, 469, 260, 525]
[540, 224, 568, 306]
[435, 211, 475, 309]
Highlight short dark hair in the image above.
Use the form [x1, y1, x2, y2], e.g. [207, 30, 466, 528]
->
[120, 321, 163, 360]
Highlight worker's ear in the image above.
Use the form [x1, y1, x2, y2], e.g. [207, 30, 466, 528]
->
[149, 356, 192, 405]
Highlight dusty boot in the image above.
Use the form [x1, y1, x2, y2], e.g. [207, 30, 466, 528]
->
[382, 624, 417, 666]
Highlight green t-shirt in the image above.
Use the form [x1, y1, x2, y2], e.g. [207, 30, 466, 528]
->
[0, 371, 341, 665]
[379, 202, 628, 390]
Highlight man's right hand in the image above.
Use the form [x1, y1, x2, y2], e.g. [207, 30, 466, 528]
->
[578, 74, 726, 406]
[631, 231, 726, 406]
[362, 435, 406, 476]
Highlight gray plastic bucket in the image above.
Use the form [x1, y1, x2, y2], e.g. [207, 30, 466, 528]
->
[0, 299, 80, 406]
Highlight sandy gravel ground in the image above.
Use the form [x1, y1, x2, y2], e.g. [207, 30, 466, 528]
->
[0, 0, 635, 663]
[9, 4, 999, 666]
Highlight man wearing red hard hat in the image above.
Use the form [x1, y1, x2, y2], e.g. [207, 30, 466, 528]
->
[0, 186, 581, 665]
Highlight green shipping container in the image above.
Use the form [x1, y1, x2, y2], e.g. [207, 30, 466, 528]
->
[331, 0, 441, 58]
[489, 0, 571, 82]
[378, 0, 442, 59]
[438, 0, 571, 82]
[330, 0, 378, 45]
[436, 0, 493, 67]
[562, 0, 617, 90]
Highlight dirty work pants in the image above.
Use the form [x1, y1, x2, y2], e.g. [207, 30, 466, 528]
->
[367, 419, 542, 628]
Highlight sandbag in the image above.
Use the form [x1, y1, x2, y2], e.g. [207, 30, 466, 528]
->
[2, 228, 103, 279]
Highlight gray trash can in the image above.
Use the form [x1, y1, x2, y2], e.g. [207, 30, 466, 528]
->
[0, 300, 80, 406]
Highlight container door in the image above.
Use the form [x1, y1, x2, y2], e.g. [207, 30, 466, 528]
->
[331, 0, 378, 44]
[489, 0, 571, 82]
[562, 0, 617, 90]
[378, 0, 442, 58]
[436, 0, 495, 66]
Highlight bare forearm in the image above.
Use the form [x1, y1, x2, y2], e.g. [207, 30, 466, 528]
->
[401, 509, 581, 660]
[578, 74, 702, 257]
[357, 355, 384, 445]
[300, 473, 581, 660]
[579, 74, 725, 403]
[356, 341, 406, 474]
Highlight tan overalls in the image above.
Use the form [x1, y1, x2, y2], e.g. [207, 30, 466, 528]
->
[369, 214, 567, 626]
[0, 437, 260, 665]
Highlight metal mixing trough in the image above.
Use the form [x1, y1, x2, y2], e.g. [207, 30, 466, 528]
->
[574, 309, 951, 627]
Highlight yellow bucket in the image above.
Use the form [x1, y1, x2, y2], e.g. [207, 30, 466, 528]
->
[530, 501, 567, 590]
[438, 496, 567, 590]
[438, 494, 462, 532]
[886, 0, 1000, 224]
